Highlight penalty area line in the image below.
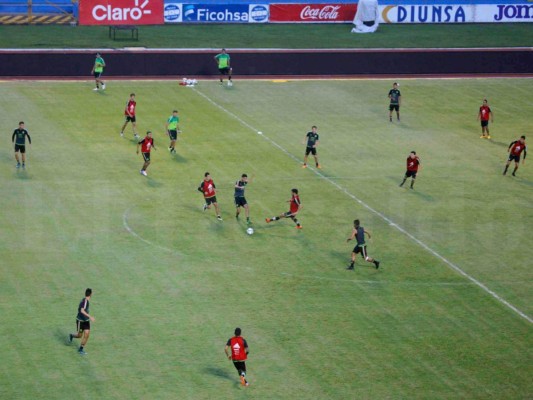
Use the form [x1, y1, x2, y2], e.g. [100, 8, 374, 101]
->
[122, 208, 182, 257]
[193, 87, 532, 325]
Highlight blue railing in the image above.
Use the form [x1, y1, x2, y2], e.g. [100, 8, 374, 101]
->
[0, 0, 74, 14]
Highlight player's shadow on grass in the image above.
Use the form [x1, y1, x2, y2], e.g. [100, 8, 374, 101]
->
[145, 178, 163, 188]
[203, 367, 233, 381]
[488, 139, 508, 148]
[14, 170, 31, 180]
[54, 327, 70, 346]
[386, 176, 434, 201]
[170, 153, 188, 163]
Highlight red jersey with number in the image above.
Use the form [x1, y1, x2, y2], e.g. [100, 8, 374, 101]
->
[510, 141, 526, 156]
[479, 105, 491, 121]
[407, 156, 420, 172]
[139, 137, 153, 153]
[200, 179, 216, 198]
[290, 194, 301, 214]
[227, 336, 248, 361]
[125, 100, 136, 116]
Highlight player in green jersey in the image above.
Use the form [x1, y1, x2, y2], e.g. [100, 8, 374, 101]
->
[214, 49, 233, 86]
[91, 53, 106, 91]
[165, 110, 181, 154]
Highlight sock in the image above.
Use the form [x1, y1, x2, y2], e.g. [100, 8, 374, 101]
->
[246, 217, 250, 223]
[349, 261, 354, 267]
[410, 180, 415, 188]
[513, 166, 518, 175]
[79, 346, 84, 351]
[294, 218, 300, 226]
[503, 165, 509, 174]
[271, 217, 278, 221]
[374, 260, 379, 267]
[400, 178, 406, 186]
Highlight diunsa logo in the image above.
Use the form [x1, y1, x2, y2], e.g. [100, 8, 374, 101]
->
[92, 0, 153, 21]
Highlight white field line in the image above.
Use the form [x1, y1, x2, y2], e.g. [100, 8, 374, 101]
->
[193, 87, 533, 324]
[281, 273, 474, 286]
[122, 208, 182, 257]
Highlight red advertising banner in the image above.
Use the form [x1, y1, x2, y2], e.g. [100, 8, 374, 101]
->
[79, 0, 164, 25]
[270, 3, 357, 23]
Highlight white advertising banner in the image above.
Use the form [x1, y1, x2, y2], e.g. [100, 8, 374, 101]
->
[380, 4, 475, 23]
[478, 4, 533, 22]
[379, 4, 533, 23]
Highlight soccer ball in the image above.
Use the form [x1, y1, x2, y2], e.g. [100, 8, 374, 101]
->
[246, 227, 254, 235]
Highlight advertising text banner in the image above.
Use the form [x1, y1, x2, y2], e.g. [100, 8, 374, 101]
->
[270, 3, 357, 23]
[80, 0, 164, 25]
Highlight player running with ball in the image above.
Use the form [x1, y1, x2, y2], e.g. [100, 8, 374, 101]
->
[346, 219, 380, 270]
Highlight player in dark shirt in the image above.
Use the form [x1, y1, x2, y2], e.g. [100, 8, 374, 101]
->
[503, 135, 527, 176]
[346, 219, 380, 270]
[68, 288, 95, 355]
[399, 151, 421, 189]
[235, 174, 251, 225]
[477, 99, 493, 139]
[302, 126, 321, 169]
[388, 82, 401, 122]
[12, 121, 32, 169]
[136, 131, 156, 176]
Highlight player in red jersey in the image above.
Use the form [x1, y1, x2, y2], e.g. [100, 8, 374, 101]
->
[121, 93, 139, 139]
[265, 188, 302, 229]
[198, 172, 222, 220]
[136, 131, 156, 176]
[399, 151, 420, 189]
[477, 99, 493, 139]
[224, 327, 250, 386]
[503, 135, 527, 176]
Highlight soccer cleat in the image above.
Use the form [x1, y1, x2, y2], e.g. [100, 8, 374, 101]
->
[68, 334, 73, 344]
[16, 162, 21, 168]
[375, 261, 380, 269]
[245, 382, 250, 387]
[487, 135, 491, 139]
[217, 216, 223, 221]
[302, 164, 307, 168]
[346, 265, 354, 270]
[316, 164, 321, 169]
[203, 204, 208, 211]
[168, 147, 172, 152]
[93, 88, 98, 91]
[101, 83, 106, 90]
[240, 376, 246, 386]
[140, 170, 147, 176]
[480, 135, 486, 139]
[512, 173, 516, 177]
[21, 163, 25, 169]
[78, 349, 87, 355]
[228, 81, 233, 87]
[389, 117, 392, 122]
[296, 225, 303, 229]
[120, 132, 124, 137]
[265, 218, 271, 223]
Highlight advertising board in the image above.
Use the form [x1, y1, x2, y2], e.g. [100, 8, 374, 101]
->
[79, 0, 164, 25]
[269, 3, 357, 23]
[169, 3, 269, 23]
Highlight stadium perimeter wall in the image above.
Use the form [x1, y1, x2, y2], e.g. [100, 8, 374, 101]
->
[0, 48, 532, 78]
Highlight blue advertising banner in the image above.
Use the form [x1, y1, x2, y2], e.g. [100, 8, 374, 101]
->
[166, 3, 268, 23]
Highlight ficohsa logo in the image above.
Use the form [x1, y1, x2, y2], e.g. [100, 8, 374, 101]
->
[184, 4, 196, 20]
[249, 5, 268, 22]
[92, 0, 153, 21]
[164, 4, 181, 21]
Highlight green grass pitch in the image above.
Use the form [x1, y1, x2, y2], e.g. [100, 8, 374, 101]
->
[0, 78, 532, 399]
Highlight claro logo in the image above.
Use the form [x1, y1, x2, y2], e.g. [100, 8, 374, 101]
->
[92, 0, 152, 21]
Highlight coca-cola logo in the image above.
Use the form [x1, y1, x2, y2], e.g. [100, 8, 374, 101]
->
[300, 5, 340, 20]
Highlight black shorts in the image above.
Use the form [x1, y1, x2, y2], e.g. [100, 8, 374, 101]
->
[125, 115, 136, 123]
[235, 197, 247, 207]
[405, 170, 417, 178]
[205, 196, 218, 205]
[219, 67, 231, 75]
[14, 144, 26, 153]
[508, 154, 520, 163]
[94, 71, 102, 79]
[305, 146, 317, 156]
[168, 130, 178, 140]
[481, 120, 489, 127]
[389, 104, 400, 112]
[142, 152, 151, 162]
[76, 319, 90, 332]
[353, 245, 368, 259]
[232, 361, 247, 374]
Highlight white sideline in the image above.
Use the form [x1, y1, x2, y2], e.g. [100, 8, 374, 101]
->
[193, 87, 532, 324]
